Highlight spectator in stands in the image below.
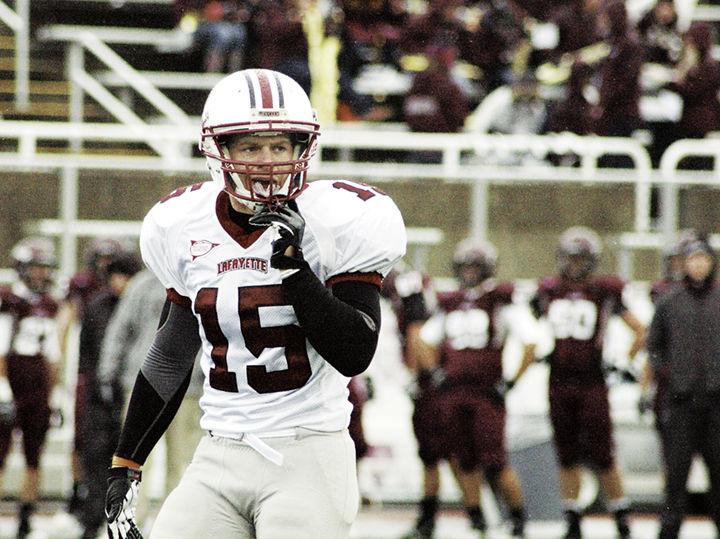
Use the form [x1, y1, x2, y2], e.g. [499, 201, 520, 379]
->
[593, 0, 643, 169]
[96, 268, 204, 536]
[489, 70, 547, 136]
[593, 0, 643, 140]
[403, 37, 470, 163]
[339, 0, 406, 68]
[507, 0, 566, 23]
[638, 0, 683, 66]
[486, 69, 549, 165]
[246, 0, 311, 94]
[664, 21, 720, 142]
[545, 60, 594, 166]
[459, 1, 525, 93]
[400, 0, 461, 56]
[638, 1, 686, 169]
[545, 0, 602, 63]
[546, 60, 594, 136]
[75, 252, 141, 539]
[173, 0, 248, 73]
[335, 21, 396, 122]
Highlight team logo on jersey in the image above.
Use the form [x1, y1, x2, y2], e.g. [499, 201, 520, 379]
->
[217, 257, 268, 276]
[190, 240, 220, 261]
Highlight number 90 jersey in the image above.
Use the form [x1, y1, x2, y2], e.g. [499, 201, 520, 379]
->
[533, 274, 628, 383]
[140, 179, 406, 436]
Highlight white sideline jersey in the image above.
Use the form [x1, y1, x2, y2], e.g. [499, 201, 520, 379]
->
[140, 179, 406, 437]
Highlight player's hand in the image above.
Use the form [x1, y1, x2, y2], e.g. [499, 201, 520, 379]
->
[638, 386, 656, 417]
[489, 379, 515, 405]
[249, 205, 306, 270]
[422, 367, 449, 392]
[106, 466, 144, 539]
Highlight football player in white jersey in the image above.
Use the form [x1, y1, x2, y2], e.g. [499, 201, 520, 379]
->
[104, 68, 406, 539]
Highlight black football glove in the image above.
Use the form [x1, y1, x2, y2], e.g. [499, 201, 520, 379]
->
[106, 466, 144, 539]
[489, 379, 515, 405]
[249, 204, 306, 270]
[420, 367, 449, 392]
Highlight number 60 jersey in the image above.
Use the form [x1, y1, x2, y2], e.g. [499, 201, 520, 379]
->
[140, 179, 406, 437]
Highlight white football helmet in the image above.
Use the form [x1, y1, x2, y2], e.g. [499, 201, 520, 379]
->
[557, 226, 602, 280]
[199, 69, 321, 211]
[11, 236, 58, 294]
[453, 237, 498, 287]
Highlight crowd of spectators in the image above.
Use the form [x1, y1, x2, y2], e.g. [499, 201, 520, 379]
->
[166, 1, 720, 166]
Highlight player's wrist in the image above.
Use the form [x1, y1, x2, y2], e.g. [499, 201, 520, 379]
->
[111, 455, 142, 470]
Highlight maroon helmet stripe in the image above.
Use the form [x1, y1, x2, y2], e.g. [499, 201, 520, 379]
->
[256, 70, 274, 108]
[244, 72, 256, 108]
[272, 71, 285, 107]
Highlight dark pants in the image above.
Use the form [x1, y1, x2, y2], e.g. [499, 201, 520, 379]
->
[78, 389, 121, 535]
[658, 392, 720, 539]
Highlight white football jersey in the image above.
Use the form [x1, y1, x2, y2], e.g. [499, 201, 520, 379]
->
[140, 179, 406, 436]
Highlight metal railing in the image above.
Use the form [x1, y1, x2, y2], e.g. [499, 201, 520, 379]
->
[37, 24, 192, 157]
[0, 120, 664, 278]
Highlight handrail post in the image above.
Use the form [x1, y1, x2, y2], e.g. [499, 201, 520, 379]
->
[59, 166, 79, 277]
[67, 43, 85, 151]
[14, 0, 29, 111]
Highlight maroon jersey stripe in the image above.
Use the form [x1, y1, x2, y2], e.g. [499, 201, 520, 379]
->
[167, 288, 192, 309]
[327, 272, 382, 288]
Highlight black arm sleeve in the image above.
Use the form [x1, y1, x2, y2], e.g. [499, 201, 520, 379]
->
[114, 298, 202, 464]
[282, 264, 381, 377]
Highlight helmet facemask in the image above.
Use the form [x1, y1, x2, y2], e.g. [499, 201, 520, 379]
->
[557, 227, 601, 281]
[559, 253, 596, 281]
[11, 237, 58, 295]
[452, 238, 498, 289]
[208, 130, 314, 211]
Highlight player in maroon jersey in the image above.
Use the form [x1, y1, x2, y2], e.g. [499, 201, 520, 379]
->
[384, 261, 489, 538]
[0, 236, 61, 538]
[530, 227, 646, 539]
[417, 239, 537, 538]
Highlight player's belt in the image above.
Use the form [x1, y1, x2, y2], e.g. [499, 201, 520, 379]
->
[209, 428, 297, 466]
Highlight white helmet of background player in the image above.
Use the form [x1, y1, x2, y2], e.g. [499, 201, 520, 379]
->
[199, 69, 321, 212]
[557, 226, 602, 281]
[453, 237, 498, 288]
[11, 236, 58, 294]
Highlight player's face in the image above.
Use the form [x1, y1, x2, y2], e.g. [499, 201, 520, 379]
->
[25, 264, 53, 294]
[564, 254, 594, 281]
[226, 134, 294, 204]
[458, 263, 484, 288]
[685, 251, 713, 282]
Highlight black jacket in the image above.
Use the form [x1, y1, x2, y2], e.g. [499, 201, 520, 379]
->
[647, 282, 720, 396]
